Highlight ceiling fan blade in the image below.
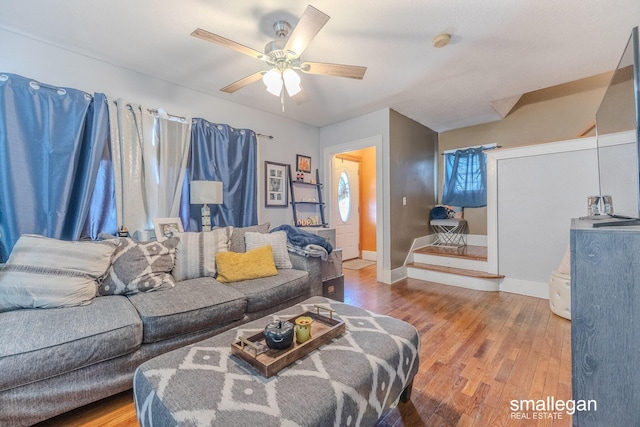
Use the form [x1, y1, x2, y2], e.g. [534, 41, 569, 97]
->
[191, 28, 265, 60]
[284, 6, 330, 58]
[299, 62, 367, 80]
[291, 83, 309, 105]
[220, 71, 266, 93]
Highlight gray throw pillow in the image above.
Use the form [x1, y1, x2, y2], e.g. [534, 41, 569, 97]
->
[0, 234, 118, 312]
[229, 223, 270, 252]
[171, 227, 233, 281]
[244, 230, 292, 269]
[98, 237, 178, 296]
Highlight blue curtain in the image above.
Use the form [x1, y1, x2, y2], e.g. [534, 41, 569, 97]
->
[81, 115, 117, 239]
[442, 147, 487, 207]
[184, 119, 257, 229]
[0, 73, 108, 261]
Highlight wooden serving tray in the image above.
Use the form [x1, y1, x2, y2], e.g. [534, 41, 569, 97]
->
[231, 305, 346, 378]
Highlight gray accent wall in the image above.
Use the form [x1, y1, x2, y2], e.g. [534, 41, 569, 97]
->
[389, 110, 438, 269]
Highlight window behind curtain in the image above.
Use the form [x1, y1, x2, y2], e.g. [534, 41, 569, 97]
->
[441, 147, 487, 207]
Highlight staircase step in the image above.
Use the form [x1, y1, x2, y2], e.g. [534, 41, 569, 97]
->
[407, 262, 504, 279]
[414, 245, 487, 261]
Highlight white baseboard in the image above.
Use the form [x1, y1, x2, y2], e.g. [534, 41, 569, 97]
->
[361, 250, 376, 261]
[391, 266, 408, 284]
[378, 266, 407, 285]
[499, 277, 549, 299]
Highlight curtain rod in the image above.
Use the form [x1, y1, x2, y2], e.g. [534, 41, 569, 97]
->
[109, 99, 269, 136]
[147, 108, 186, 122]
[442, 143, 500, 155]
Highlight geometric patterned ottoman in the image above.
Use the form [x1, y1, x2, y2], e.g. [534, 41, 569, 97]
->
[134, 296, 420, 426]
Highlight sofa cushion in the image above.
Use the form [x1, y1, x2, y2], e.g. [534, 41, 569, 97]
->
[229, 223, 270, 253]
[98, 237, 178, 296]
[126, 277, 246, 343]
[0, 295, 142, 392]
[172, 227, 233, 281]
[245, 230, 292, 269]
[215, 245, 277, 283]
[225, 269, 309, 313]
[0, 234, 118, 312]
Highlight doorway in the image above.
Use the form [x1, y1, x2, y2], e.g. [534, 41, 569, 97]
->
[323, 135, 382, 284]
[330, 146, 377, 263]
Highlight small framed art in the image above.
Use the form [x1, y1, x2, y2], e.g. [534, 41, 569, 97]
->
[296, 154, 311, 173]
[153, 217, 184, 241]
[265, 161, 288, 207]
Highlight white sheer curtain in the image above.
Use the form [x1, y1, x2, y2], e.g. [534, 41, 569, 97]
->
[108, 98, 191, 235]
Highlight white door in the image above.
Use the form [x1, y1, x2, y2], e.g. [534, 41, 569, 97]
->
[333, 157, 360, 260]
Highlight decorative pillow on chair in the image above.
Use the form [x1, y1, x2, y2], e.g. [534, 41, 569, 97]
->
[98, 237, 179, 296]
[172, 227, 233, 281]
[244, 230, 292, 269]
[215, 245, 278, 283]
[229, 223, 270, 252]
[430, 205, 452, 220]
[0, 234, 118, 311]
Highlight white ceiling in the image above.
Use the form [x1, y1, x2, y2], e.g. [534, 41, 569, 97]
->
[2, 0, 640, 132]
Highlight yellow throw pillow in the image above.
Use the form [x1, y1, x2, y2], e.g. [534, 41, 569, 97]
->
[215, 245, 278, 283]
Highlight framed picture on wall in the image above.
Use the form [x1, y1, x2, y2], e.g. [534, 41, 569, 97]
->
[265, 161, 288, 207]
[296, 154, 311, 173]
[153, 217, 184, 241]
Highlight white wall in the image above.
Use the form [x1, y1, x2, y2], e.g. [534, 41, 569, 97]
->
[0, 28, 320, 228]
[487, 137, 600, 298]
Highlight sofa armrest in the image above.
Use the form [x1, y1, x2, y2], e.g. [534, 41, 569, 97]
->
[289, 252, 323, 297]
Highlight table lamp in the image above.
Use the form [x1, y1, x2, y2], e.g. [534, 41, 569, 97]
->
[190, 180, 223, 231]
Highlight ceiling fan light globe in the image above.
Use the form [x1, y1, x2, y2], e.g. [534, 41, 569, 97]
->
[283, 69, 301, 96]
[266, 80, 283, 96]
[285, 82, 302, 97]
[263, 68, 283, 96]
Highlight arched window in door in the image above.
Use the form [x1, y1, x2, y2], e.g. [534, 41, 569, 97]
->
[338, 171, 350, 222]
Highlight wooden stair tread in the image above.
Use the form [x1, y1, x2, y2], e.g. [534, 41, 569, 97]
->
[414, 245, 487, 261]
[407, 262, 504, 279]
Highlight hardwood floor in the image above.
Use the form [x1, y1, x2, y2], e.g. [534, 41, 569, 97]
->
[36, 265, 571, 427]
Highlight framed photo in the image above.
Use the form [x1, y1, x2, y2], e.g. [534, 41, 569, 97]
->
[153, 217, 184, 241]
[296, 154, 311, 173]
[265, 161, 288, 208]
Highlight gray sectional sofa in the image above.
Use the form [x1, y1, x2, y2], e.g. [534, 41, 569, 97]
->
[0, 243, 322, 426]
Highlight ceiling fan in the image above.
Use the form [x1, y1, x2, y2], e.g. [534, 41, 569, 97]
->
[191, 5, 367, 108]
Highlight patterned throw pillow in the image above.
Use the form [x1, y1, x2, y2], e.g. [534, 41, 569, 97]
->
[0, 234, 118, 311]
[98, 237, 178, 296]
[172, 227, 233, 281]
[215, 245, 278, 283]
[244, 230, 292, 269]
[229, 223, 270, 253]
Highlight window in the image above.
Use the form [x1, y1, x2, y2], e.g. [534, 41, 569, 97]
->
[441, 147, 487, 207]
[337, 172, 351, 222]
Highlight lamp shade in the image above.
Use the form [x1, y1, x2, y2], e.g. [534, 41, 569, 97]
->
[190, 181, 223, 205]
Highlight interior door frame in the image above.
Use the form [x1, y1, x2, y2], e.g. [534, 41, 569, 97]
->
[323, 135, 384, 283]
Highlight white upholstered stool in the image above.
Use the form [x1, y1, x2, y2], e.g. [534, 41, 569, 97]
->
[430, 218, 467, 247]
[549, 271, 571, 320]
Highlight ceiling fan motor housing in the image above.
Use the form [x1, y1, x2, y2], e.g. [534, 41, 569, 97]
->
[264, 39, 288, 61]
